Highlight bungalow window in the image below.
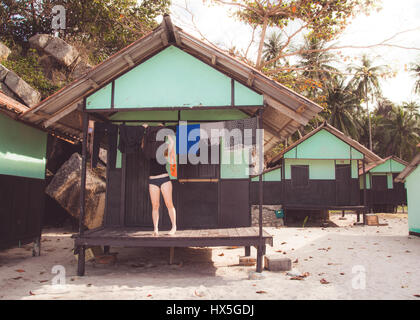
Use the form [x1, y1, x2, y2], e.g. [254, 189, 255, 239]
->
[291, 165, 309, 188]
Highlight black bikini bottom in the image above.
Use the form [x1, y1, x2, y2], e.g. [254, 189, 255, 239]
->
[149, 176, 171, 188]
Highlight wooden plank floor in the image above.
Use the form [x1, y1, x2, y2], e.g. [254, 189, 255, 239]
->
[74, 227, 273, 247]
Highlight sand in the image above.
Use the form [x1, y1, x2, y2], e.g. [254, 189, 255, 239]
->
[0, 213, 419, 300]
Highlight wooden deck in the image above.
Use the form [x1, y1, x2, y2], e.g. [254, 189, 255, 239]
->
[73, 227, 273, 248]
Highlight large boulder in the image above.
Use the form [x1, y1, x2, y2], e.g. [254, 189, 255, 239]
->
[4, 70, 41, 107]
[46, 153, 106, 230]
[28, 34, 52, 50]
[0, 64, 9, 81]
[0, 42, 11, 61]
[44, 36, 79, 67]
[0, 82, 20, 101]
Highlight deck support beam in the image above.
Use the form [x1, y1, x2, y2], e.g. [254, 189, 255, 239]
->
[77, 106, 89, 276]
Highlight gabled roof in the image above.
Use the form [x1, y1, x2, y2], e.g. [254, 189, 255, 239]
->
[0, 91, 77, 143]
[19, 15, 323, 151]
[360, 155, 409, 175]
[268, 121, 383, 164]
[395, 153, 420, 183]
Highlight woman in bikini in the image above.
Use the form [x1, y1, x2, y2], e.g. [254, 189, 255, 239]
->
[148, 130, 176, 236]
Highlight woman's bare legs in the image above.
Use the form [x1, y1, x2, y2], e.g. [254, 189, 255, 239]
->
[149, 184, 161, 236]
[161, 181, 176, 235]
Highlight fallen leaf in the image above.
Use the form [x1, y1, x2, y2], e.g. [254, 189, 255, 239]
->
[12, 277, 22, 280]
[320, 278, 330, 284]
[293, 259, 298, 263]
[86, 284, 92, 287]
[39, 280, 48, 283]
[29, 291, 35, 296]
[283, 252, 287, 255]
[194, 290, 204, 297]
[281, 242, 287, 245]
[275, 250, 282, 253]
[218, 253, 224, 256]
[147, 294, 152, 297]
[405, 250, 411, 253]
[347, 248, 354, 250]
[15, 269, 25, 273]
[340, 272, 345, 275]
[414, 294, 420, 298]
[39, 272, 45, 275]
[256, 290, 267, 294]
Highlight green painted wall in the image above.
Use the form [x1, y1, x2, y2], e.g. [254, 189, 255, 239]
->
[0, 113, 47, 179]
[251, 167, 281, 182]
[405, 166, 420, 234]
[370, 158, 406, 173]
[86, 82, 112, 109]
[86, 46, 263, 109]
[285, 159, 335, 180]
[284, 129, 363, 160]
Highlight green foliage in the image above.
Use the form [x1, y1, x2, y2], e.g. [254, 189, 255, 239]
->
[0, 0, 171, 63]
[3, 48, 61, 98]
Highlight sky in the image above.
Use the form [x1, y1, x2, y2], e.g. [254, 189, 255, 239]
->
[164, 0, 420, 107]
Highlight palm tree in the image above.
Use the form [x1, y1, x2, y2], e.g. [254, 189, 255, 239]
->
[262, 31, 283, 68]
[409, 61, 420, 94]
[295, 35, 339, 98]
[322, 76, 362, 139]
[379, 106, 420, 160]
[348, 54, 389, 150]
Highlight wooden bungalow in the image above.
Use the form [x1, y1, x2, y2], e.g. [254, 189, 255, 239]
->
[395, 152, 420, 237]
[18, 16, 323, 275]
[359, 156, 408, 213]
[254, 122, 382, 225]
[0, 91, 47, 254]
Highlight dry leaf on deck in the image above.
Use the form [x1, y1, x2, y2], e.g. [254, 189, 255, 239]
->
[29, 291, 35, 296]
[320, 278, 330, 284]
[413, 294, 420, 298]
[12, 277, 22, 280]
[256, 290, 267, 294]
[293, 259, 298, 263]
[15, 269, 25, 273]
[218, 253, 224, 256]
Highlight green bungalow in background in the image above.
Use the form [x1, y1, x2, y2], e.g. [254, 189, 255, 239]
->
[254, 122, 382, 225]
[0, 91, 47, 254]
[395, 151, 420, 237]
[359, 155, 408, 213]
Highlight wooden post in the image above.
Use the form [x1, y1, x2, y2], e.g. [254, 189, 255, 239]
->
[169, 247, 175, 265]
[362, 158, 367, 225]
[77, 109, 89, 276]
[245, 246, 251, 257]
[256, 109, 264, 273]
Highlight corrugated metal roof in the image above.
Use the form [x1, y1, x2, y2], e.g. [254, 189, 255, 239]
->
[20, 15, 323, 151]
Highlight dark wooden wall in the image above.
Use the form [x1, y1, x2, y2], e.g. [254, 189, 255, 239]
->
[360, 173, 407, 212]
[0, 174, 45, 249]
[104, 151, 251, 229]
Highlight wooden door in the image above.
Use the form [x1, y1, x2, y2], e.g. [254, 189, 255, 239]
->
[335, 164, 352, 205]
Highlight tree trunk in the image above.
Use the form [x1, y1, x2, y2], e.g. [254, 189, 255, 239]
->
[256, 16, 269, 70]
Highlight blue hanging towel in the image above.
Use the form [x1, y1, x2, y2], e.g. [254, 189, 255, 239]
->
[176, 124, 200, 155]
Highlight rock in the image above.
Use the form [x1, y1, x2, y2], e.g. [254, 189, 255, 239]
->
[264, 255, 291, 271]
[0, 64, 9, 81]
[44, 37, 79, 67]
[286, 269, 302, 277]
[70, 60, 92, 80]
[0, 82, 20, 101]
[4, 71, 41, 107]
[46, 153, 106, 229]
[0, 43, 11, 61]
[29, 34, 52, 50]
[248, 271, 265, 280]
